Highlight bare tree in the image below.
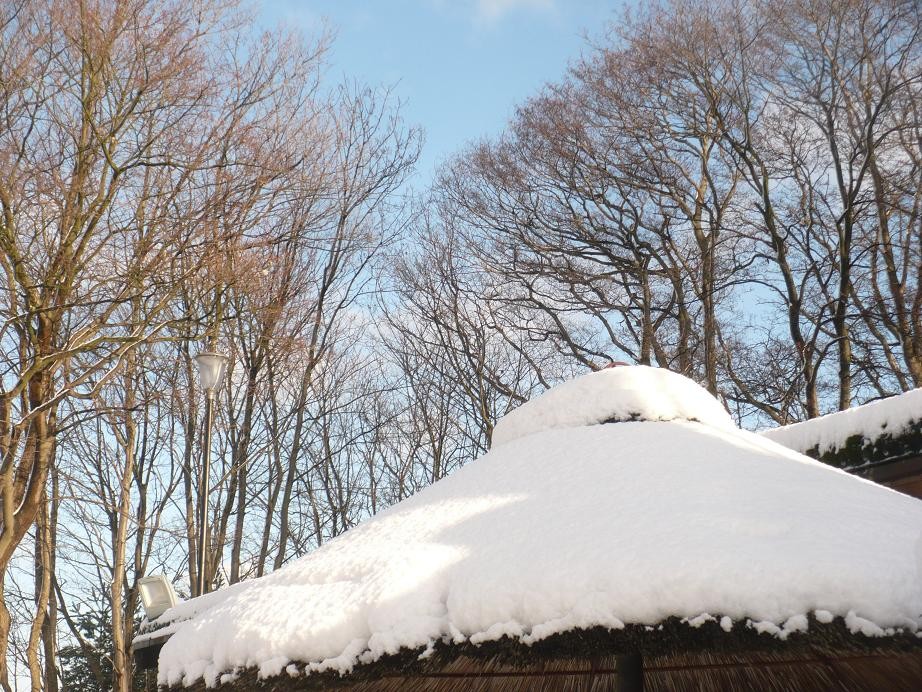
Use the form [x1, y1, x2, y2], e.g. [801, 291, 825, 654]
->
[0, 0, 329, 685]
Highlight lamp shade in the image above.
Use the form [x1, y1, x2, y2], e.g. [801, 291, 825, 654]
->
[195, 352, 229, 393]
[138, 574, 178, 621]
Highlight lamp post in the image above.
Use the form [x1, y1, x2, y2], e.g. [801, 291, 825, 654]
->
[194, 351, 228, 596]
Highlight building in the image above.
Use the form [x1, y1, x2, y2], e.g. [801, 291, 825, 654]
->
[137, 368, 922, 690]
[762, 388, 922, 499]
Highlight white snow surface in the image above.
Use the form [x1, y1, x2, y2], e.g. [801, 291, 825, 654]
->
[157, 369, 922, 688]
[761, 387, 922, 457]
[492, 365, 736, 448]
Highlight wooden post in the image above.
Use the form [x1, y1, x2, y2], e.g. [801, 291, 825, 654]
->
[616, 653, 643, 691]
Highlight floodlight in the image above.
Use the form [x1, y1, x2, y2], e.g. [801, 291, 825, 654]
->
[138, 574, 178, 621]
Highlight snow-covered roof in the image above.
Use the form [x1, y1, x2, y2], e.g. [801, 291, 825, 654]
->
[760, 388, 922, 459]
[134, 580, 253, 650]
[492, 365, 735, 447]
[155, 367, 922, 688]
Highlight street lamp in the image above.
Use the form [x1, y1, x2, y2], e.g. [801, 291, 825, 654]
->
[195, 351, 228, 596]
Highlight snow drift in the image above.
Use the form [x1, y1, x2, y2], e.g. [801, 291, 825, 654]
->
[156, 366, 922, 688]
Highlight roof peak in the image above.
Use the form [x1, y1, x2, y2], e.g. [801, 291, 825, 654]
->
[492, 366, 735, 448]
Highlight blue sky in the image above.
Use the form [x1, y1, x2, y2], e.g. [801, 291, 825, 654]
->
[259, 0, 622, 186]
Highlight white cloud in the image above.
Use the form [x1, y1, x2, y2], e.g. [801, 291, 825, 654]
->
[474, 0, 555, 23]
[421, 0, 557, 27]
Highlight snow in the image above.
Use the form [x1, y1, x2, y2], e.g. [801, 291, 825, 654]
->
[136, 578, 251, 644]
[684, 613, 715, 628]
[815, 609, 835, 624]
[749, 614, 812, 640]
[748, 620, 781, 636]
[760, 388, 922, 457]
[845, 611, 888, 637]
[155, 367, 922, 688]
[492, 365, 735, 448]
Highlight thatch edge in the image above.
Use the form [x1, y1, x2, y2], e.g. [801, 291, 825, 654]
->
[163, 613, 922, 691]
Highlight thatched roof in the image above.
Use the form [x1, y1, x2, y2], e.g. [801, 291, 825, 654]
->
[168, 616, 922, 691]
[148, 369, 922, 690]
[761, 388, 922, 469]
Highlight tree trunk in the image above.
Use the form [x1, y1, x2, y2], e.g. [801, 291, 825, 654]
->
[111, 382, 137, 692]
[42, 470, 59, 692]
[28, 492, 53, 692]
[0, 573, 11, 692]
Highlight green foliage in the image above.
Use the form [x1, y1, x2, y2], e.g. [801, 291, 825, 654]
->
[58, 607, 148, 692]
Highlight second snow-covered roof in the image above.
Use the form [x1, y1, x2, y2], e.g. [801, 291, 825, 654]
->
[761, 388, 922, 458]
